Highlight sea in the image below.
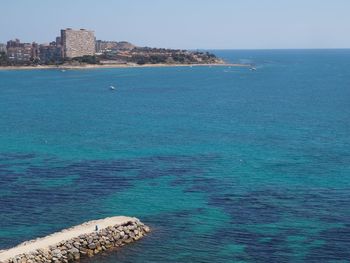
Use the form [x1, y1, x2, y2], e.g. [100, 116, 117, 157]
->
[0, 50, 350, 262]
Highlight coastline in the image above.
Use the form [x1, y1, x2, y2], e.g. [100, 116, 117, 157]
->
[0, 63, 249, 71]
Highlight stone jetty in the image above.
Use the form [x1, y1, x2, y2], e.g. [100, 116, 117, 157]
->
[0, 216, 150, 263]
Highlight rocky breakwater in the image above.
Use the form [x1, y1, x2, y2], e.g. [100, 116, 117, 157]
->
[0, 216, 150, 263]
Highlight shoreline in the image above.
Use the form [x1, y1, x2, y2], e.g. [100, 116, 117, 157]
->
[0, 216, 150, 263]
[0, 63, 249, 71]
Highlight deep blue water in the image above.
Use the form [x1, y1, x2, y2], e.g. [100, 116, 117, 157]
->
[0, 50, 350, 262]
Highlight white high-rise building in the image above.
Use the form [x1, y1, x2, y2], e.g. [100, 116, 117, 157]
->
[61, 28, 95, 58]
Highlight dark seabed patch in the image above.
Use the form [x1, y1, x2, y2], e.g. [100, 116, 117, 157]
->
[305, 225, 350, 261]
[0, 153, 218, 249]
[1, 152, 350, 262]
[205, 187, 350, 262]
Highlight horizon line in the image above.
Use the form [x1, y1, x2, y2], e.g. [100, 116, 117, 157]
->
[195, 48, 350, 51]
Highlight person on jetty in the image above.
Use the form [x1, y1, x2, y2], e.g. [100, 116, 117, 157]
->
[95, 225, 98, 231]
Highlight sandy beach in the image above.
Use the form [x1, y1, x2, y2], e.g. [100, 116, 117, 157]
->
[0, 216, 138, 262]
[0, 63, 249, 71]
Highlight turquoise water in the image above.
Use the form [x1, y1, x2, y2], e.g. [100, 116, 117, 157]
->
[0, 50, 350, 262]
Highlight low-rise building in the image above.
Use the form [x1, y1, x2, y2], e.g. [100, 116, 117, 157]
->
[39, 43, 62, 64]
[96, 40, 135, 53]
[96, 40, 118, 52]
[6, 39, 33, 63]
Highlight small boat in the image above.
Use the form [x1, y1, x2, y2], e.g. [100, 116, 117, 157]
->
[250, 67, 257, 71]
[61, 69, 66, 72]
[109, 85, 116, 90]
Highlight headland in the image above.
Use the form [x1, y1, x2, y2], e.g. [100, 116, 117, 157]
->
[0, 28, 238, 70]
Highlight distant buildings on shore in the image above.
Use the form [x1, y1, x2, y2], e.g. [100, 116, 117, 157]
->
[0, 28, 221, 66]
[0, 28, 99, 64]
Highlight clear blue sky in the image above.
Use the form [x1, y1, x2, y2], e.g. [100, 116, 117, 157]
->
[1, 0, 350, 49]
